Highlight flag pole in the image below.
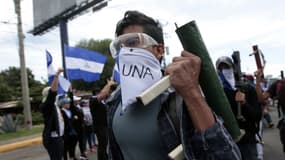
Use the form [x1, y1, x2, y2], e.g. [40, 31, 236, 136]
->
[59, 19, 69, 79]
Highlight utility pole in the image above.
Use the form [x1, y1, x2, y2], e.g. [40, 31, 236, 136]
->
[13, 0, 32, 130]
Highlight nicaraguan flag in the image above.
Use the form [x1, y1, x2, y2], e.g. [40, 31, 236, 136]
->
[46, 50, 71, 94]
[65, 45, 107, 82]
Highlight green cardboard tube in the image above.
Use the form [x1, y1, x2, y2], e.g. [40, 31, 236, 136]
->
[175, 21, 241, 140]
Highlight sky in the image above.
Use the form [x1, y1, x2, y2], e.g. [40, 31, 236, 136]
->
[0, 0, 285, 82]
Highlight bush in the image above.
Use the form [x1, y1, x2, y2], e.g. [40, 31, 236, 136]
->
[32, 112, 43, 125]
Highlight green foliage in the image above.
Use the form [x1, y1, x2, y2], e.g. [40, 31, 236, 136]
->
[0, 67, 45, 103]
[0, 125, 43, 141]
[0, 77, 13, 102]
[73, 39, 115, 92]
[32, 112, 43, 125]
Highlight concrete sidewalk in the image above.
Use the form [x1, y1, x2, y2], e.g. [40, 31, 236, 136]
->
[0, 134, 42, 153]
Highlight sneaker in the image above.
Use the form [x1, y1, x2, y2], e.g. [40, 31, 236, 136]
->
[80, 155, 88, 160]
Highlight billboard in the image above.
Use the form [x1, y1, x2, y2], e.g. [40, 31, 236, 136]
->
[33, 0, 76, 28]
[31, 0, 104, 35]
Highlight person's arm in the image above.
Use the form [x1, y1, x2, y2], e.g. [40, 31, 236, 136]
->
[254, 69, 269, 103]
[255, 69, 272, 101]
[165, 51, 214, 130]
[166, 51, 241, 159]
[50, 68, 64, 92]
[41, 68, 64, 114]
[97, 77, 117, 102]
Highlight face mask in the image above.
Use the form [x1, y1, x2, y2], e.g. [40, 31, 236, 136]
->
[118, 47, 162, 112]
[222, 69, 236, 90]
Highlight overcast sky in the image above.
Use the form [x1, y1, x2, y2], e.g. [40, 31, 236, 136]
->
[0, 0, 285, 82]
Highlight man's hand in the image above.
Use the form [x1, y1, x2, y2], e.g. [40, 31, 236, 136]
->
[56, 67, 64, 76]
[107, 77, 117, 86]
[165, 51, 201, 98]
[165, 51, 215, 131]
[254, 69, 263, 83]
[235, 91, 246, 105]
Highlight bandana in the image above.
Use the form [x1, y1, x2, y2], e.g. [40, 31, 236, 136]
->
[218, 69, 236, 91]
[118, 47, 162, 112]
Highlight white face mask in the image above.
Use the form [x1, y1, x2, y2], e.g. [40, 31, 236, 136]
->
[222, 69, 236, 90]
[118, 47, 162, 112]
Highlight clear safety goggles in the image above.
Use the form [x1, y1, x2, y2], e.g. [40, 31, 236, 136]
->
[109, 33, 158, 58]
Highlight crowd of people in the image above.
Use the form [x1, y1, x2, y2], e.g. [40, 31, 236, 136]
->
[40, 68, 113, 160]
[39, 10, 285, 160]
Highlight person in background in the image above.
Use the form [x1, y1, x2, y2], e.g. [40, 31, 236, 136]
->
[260, 79, 274, 128]
[81, 99, 96, 154]
[60, 93, 78, 160]
[216, 56, 262, 160]
[255, 69, 285, 153]
[90, 77, 117, 160]
[243, 74, 266, 159]
[72, 95, 87, 160]
[40, 68, 65, 160]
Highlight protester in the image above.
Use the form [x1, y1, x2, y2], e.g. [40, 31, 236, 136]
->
[105, 10, 241, 159]
[245, 74, 274, 128]
[255, 70, 285, 153]
[260, 79, 274, 128]
[72, 95, 87, 160]
[59, 92, 78, 160]
[40, 68, 65, 160]
[81, 98, 96, 154]
[90, 78, 116, 160]
[216, 56, 262, 160]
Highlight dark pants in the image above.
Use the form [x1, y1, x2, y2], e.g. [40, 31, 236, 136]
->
[76, 130, 86, 155]
[238, 143, 259, 160]
[85, 125, 95, 149]
[94, 126, 108, 160]
[43, 136, 64, 160]
[63, 134, 77, 160]
[277, 119, 285, 152]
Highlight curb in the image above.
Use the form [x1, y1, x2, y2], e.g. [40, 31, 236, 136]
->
[0, 137, 42, 153]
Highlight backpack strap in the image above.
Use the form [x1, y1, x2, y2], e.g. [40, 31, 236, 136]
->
[167, 92, 183, 138]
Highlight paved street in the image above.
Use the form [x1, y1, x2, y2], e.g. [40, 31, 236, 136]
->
[263, 105, 284, 159]
[0, 143, 98, 160]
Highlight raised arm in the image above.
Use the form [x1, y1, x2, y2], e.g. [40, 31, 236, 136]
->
[97, 77, 117, 102]
[50, 68, 64, 92]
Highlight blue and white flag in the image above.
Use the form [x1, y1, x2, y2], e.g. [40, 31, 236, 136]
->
[64, 45, 107, 82]
[46, 50, 71, 94]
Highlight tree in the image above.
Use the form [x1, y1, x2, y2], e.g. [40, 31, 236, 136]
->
[72, 38, 115, 92]
[0, 76, 13, 102]
[0, 67, 45, 102]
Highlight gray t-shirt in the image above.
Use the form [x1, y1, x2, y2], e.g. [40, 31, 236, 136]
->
[112, 98, 168, 160]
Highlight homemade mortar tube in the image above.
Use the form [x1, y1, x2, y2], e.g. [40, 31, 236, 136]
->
[175, 21, 241, 140]
[137, 21, 241, 141]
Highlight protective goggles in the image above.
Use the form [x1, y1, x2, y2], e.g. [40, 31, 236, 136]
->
[109, 33, 158, 58]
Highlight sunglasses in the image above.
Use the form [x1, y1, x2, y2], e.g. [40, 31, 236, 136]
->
[109, 33, 158, 58]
